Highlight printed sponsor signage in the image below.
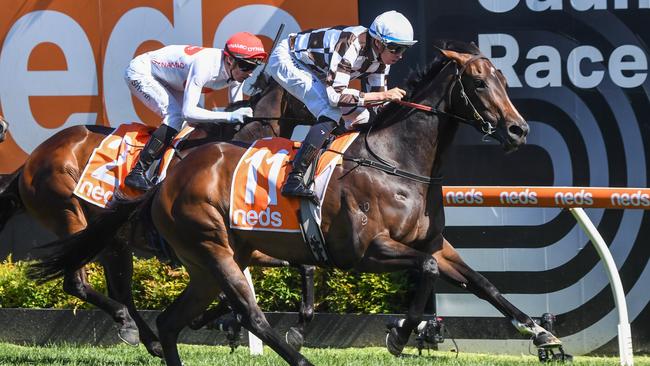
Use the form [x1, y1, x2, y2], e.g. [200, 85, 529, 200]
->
[0, 0, 358, 173]
[443, 186, 650, 208]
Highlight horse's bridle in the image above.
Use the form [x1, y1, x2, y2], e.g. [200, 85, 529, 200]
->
[347, 53, 497, 186]
[407, 54, 496, 135]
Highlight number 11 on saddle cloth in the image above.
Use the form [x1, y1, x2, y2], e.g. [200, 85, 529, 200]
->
[229, 132, 359, 232]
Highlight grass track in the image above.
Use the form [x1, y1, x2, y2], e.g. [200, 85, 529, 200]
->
[0, 343, 647, 366]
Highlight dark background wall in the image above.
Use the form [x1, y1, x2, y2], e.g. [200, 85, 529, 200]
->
[357, 0, 650, 356]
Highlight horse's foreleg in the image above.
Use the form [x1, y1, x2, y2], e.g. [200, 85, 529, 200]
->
[355, 234, 440, 356]
[187, 293, 231, 330]
[99, 241, 163, 357]
[249, 250, 290, 267]
[285, 264, 315, 351]
[203, 245, 313, 366]
[435, 237, 561, 347]
[156, 271, 220, 366]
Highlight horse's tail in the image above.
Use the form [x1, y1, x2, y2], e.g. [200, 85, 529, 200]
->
[26, 188, 158, 284]
[0, 166, 24, 233]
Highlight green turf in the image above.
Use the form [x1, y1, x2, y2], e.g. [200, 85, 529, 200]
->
[0, 343, 646, 366]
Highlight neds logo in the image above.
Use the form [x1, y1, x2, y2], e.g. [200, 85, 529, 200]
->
[611, 191, 650, 207]
[554, 190, 594, 206]
[445, 188, 484, 205]
[233, 207, 283, 227]
[499, 188, 538, 205]
[77, 181, 113, 204]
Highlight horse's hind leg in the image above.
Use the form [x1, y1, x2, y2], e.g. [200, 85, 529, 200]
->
[98, 240, 162, 357]
[354, 234, 440, 356]
[435, 237, 561, 347]
[62, 267, 142, 340]
[52, 217, 145, 350]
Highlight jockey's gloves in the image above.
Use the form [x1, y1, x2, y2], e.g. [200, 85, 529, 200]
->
[228, 107, 254, 123]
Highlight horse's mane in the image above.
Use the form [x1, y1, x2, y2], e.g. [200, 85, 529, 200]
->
[368, 40, 481, 129]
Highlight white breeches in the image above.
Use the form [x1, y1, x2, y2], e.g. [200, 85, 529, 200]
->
[124, 54, 185, 130]
[267, 39, 369, 130]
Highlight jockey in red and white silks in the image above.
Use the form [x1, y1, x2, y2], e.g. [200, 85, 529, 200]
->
[123, 32, 267, 191]
[266, 10, 417, 200]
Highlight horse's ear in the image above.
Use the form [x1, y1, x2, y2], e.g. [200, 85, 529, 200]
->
[439, 49, 472, 65]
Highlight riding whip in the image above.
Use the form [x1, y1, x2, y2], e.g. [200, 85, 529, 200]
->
[250, 23, 285, 94]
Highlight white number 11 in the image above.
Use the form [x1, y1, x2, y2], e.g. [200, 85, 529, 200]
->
[244, 148, 289, 205]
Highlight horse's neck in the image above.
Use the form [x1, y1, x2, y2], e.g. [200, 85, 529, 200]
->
[366, 72, 456, 179]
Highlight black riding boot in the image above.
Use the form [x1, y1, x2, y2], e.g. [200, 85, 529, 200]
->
[281, 117, 338, 199]
[124, 124, 178, 191]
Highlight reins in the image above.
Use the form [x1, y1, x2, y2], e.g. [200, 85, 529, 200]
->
[392, 56, 495, 135]
[342, 55, 495, 186]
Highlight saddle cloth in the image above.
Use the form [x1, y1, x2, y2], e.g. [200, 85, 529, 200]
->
[74, 122, 194, 208]
[229, 132, 359, 232]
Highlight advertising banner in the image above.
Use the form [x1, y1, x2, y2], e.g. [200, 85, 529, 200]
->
[0, 0, 358, 173]
[423, 1, 650, 355]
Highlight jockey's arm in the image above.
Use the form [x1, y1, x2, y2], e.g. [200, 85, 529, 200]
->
[327, 44, 404, 108]
[360, 67, 405, 105]
[181, 63, 236, 124]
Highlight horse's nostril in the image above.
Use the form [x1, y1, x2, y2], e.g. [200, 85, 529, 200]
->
[508, 124, 527, 138]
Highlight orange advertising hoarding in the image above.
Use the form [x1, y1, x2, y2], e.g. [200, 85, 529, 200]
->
[0, 0, 358, 173]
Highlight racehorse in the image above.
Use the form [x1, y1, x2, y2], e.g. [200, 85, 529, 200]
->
[29, 41, 561, 366]
[0, 87, 313, 356]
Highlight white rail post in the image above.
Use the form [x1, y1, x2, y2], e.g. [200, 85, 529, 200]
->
[570, 208, 634, 366]
[243, 268, 264, 355]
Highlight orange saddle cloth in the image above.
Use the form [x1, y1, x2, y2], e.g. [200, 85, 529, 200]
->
[73, 123, 194, 208]
[229, 132, 359, 232]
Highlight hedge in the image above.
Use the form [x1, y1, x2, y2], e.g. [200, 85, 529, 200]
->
[0, 256, 412, 313]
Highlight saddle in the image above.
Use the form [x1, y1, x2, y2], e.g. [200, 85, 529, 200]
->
[229, 132, 359, 265]
[73, 123, 194, 209]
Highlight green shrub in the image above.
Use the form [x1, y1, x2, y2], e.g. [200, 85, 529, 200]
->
[0, 256, 411, 313]
[131, 257, 189, 309]
[323, 269, 409, 314]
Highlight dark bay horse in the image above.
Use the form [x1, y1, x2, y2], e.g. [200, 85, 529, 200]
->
[30, 41, 561, 365]
[0, 91, 312, 356]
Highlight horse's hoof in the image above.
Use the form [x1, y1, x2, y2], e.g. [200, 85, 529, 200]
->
[286, 327, 304, 351]
[117, 326, 140, 347]
[145, 341, 164, 358]
[188, 318, 203, 330]
[534, 332, 562, 348]
[385, 328, 406, 356]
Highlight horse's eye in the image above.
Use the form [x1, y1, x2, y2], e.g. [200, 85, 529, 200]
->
[474, 79, 487, 89]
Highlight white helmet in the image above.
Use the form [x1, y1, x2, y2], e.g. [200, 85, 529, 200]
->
[369, 10, 417, 47]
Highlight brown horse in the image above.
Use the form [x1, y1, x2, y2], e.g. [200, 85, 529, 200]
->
[30, 41, 561, 365]
[0, 88, 312, 356]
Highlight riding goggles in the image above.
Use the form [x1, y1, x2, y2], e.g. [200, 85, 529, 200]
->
[383, 42, 411, 55]
[235, 57, 263, 72]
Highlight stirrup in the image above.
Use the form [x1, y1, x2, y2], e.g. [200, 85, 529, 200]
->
[281, 183, 315, 198]
[124, 170, 153, 191]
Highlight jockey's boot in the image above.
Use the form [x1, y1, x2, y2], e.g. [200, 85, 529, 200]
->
[281, 116, 338, 200]
[125, 124, 178, 191]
